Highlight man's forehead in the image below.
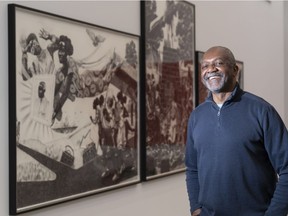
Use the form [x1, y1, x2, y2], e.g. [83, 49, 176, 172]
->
[201, 55, 226, 64]
[203, 49, 227, 61]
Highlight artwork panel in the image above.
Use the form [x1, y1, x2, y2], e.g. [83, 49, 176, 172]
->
[236, 60, 244, 89]
[9, 4, 141, 214]
[141, 0, 196, 180]
[195, 51, 208, 105]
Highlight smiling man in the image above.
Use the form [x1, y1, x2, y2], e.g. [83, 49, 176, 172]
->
[185, 46, 288, 216]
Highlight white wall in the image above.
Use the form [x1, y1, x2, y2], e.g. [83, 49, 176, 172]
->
[284, 1, 288, 126]
[0, 1, 286, 216]
[193, 0, 286, 124]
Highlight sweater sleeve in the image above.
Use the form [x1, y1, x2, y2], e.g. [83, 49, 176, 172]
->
[185, 113, 202, 214]
[263, 106, 288, 216]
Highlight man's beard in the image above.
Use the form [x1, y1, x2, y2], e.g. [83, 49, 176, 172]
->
[202, 72, 226, 93]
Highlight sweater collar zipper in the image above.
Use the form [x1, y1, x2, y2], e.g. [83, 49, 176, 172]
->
[217, 108, 221, 117]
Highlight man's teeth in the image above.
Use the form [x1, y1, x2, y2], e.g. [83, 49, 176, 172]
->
[209, 76, 218, 80]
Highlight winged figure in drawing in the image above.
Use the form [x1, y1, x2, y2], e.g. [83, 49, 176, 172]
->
[86, 28, 106, 47]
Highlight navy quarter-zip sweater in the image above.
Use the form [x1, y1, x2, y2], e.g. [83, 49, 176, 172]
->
[185, 84, 288, 216]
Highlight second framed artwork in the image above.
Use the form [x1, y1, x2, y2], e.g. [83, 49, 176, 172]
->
[141, 0, 196, 180]
[9, 4, 141, 214]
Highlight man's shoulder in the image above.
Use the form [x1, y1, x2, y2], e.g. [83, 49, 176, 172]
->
[242, 91, 273, 107]
[195, 100, 211, 110]
[189, 101, 211, 118]
[240, 91, 279, 117]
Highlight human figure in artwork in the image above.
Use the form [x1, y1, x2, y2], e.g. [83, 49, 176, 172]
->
[115, 91, 135, 149]
[20, 30, 59, 80]
[39, 29, 81, 124]
[89, 97, 103, 156]
[101, 96, 116, 147]
[52, 35, 81, 124]
[34, 81, 50, 119]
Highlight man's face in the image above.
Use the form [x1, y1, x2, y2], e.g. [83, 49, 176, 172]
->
[29, 40, 41, 56]
[38, 85, 45, 99]
[58, 44, 67, 64]
[201, 48, 237, 93]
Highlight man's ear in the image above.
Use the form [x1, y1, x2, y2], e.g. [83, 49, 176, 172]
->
[234, 64, 239, 76]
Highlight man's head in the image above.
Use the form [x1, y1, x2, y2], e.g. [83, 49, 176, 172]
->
[201, 46, 238, 93]
[26, 33, 42, 56]
[58, 35, 74, 64]
[38, 81, 46, 99]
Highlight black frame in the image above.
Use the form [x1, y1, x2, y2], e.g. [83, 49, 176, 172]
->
[9, 4, 141, 214]
[141, 0, 196, 180]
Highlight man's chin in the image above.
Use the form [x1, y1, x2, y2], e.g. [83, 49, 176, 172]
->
[205, 85, 222, 93]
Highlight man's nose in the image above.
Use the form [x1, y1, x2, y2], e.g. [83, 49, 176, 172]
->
[201, 64, 217, 78]
[207, 63, 217, 71]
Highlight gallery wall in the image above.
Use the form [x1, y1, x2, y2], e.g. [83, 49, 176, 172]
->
[194, 1, 286, 124]
[0, 1, 287, 216]
[284, 1, 288, 126]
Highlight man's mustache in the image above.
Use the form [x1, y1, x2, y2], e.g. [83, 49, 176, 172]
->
[204, 72, 223, 81]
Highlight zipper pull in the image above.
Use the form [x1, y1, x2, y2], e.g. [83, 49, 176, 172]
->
[217, 108, 221, 116]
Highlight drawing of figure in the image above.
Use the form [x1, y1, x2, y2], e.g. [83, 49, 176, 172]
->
[89, 98, 103, 156]
[44, 33, 81, 124]
[117, 106, 126, 149]
[115, 91, 135, 149]
[34, 81, 50, 119]
[101, 96, 115, 147]
[20, 30, 58, 80]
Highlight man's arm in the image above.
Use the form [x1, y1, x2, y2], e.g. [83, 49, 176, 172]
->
[185, 114, 202, 214]
[21, 40, 34, 80]
[263, 106, 288, 216]
[39, 28, 59, 57]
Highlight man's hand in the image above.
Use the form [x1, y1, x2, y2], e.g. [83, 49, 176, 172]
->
[192, 208, 201, 216]
[39, 28, 50, 40]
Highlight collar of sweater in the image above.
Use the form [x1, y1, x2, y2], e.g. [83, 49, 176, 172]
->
[206, 83, 243, 106]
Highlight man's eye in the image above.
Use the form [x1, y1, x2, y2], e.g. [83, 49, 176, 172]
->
[215, 61, 224, 67]
[201, 64, 208, 70]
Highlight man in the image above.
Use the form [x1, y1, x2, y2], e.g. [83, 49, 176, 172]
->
[21, 31, 57, 81]
[34, 81, 50, 119]
[185, 46, 288, 216]
[51, 34, 82, 124]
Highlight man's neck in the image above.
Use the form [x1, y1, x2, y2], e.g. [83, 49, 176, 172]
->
[212, 92, 232, 105]
[212, 82, 237, 104]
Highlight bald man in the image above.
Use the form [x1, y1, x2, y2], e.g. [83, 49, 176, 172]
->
[185, 46, 288, 216]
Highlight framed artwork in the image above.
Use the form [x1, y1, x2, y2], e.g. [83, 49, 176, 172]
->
[141, 0, 196, 180]
[236, 60, 244, 89]
[8, 4, 141, 214]
[195, 51, 208, 105]
[195, 51, 244, 105]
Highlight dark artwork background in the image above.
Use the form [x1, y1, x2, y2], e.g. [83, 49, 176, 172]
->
[9, 5, 140, 214]
[195, 51, 208, 105]
[142, 0, 195, 179]
[236, 60, 244, 90]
